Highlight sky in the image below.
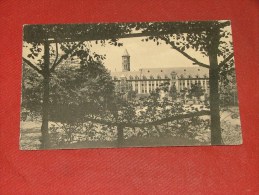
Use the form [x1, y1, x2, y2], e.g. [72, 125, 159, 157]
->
[89, 37, 210, 72]
[24, 37, 207, 71]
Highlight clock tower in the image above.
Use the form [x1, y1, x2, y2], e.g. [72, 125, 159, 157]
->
[122, 49, 130, 72]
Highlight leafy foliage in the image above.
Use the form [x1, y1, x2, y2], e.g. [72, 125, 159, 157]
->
[22, 63, 43, 114]
[49, 60, 115, 122]
[188, 82, 205, 100]
[49, 90, 211, 146]
[22, 58, 115, 123]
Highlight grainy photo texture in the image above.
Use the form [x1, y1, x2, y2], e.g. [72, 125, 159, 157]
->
[20, 21, 242, 150]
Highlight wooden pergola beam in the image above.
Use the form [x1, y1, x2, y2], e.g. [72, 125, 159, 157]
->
[23, 20, 230, 43]
[85, 110, 211, 127]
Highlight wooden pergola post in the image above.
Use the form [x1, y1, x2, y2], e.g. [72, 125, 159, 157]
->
[207, 27, 222, 145]
[40, 41, 51, 149]
[117, 124, 124, 147]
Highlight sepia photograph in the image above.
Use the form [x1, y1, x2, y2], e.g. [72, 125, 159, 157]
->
[20, 21, 242, 150]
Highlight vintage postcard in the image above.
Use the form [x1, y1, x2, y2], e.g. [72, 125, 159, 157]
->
[20, 21, 242, 150]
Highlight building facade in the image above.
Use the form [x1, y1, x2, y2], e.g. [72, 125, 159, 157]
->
[111, 49, 210, 95]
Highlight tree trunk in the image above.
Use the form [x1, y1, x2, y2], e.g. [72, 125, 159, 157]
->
[40, 41, 51, 149]
[117, 124, 124, 147]
[207, 27, 222, 145]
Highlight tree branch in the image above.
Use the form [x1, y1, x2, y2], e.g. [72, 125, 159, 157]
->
[22, 57, 43, 75]
[50, 41, 83, 72]
[218, 53, 234, 68]
[171, 44, 210, 68]
[159, 36, 210, 68]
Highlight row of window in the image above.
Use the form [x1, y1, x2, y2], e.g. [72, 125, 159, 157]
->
[116, 81, 211, 94]
[116, 80, 207, 85]
[114, 74, 208, 80]
[116, 80, 165, 92]
[179, 80, 209, 90]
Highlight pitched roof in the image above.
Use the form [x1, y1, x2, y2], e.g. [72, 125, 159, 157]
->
[111, 66, 209, 80]
[122, 49, 130, 56]
[111, 71, 141, 79]
[141, 66, 208, 78]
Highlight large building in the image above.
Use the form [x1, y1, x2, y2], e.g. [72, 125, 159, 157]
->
[111, 49, 210, 95]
